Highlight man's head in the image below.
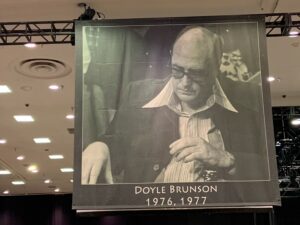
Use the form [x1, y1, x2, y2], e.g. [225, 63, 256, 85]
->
[171, 26, 223, 109]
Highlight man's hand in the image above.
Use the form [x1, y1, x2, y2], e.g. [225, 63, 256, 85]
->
[81, 142, 113, 184]
[169, 137, 235, 168]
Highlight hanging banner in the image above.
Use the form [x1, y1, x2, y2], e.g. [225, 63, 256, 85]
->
[73, 15, 280, 211]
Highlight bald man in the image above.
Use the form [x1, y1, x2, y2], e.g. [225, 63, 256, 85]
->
[82, 26, 266, 184]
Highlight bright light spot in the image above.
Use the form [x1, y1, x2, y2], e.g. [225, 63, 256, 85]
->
[44, 179, 52, 184]
[0, 170, 11, 175]
[12, 180, 25, 185]
[48, 85, 62, 91]
[70, 179, 73, 183]
[0, 139, 7, 144]
[267, 76, 275, 82]
[66, 114, 75, 120]
[14, 115, 34, 122]
[3, 190, 10, 194]
[291, 118, 300, 126]
[28, 165, 38, 173]
[17, 155, 25, 160]
[60, 168, 74, 173]
[49, 154, 64, 160]
[33, 137, 51, 144]
[24, 43, 37, 48]
[289, 31, 299, 35]
[0, 85, 12, 93]
[54, 188, 60, 192]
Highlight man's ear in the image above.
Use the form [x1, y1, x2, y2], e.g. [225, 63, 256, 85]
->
[212, 33, 224, 66]
[168, 50, 172, 68]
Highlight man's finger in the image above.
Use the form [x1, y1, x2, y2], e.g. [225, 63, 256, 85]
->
[81, 157, 93, 184]
[89, 160, 104, 184]
[169, 137, 201, 155]
[183, 152, 202, 163]
[175, 146, 197, 161]
[104, 154, 113, 184]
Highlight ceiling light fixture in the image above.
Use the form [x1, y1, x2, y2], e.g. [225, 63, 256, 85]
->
[48, 84, 63, 91]
[17, 155, 25, 160]
[60, 168, 74, 173]
[27, 165, 39, 173]
[24, 42, 37, 48]
[3, 190, 10, 195]
[70, 179, 73, 183]
[33, 137, 51, 144]
[66, 106, 75, 120]
[44, 179, 52, 184]
[0, 85, 12, 93]
[0, 170, 11, 175]
[267, 76, 275, 82]
[0, 139, 7, 144]
[12, 180, 25, 185]
[14, 115, 34, 122]
[54, 188, 60, 192]
[49, 154, 64, 160]
[66, 114, 75, 120]
[289, 31, 299, 37]
[291, 118, 300, 126]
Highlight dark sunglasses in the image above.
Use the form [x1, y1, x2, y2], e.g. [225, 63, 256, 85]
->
[171, 65, 209, 83]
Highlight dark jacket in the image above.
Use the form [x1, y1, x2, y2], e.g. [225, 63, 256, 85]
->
[101, 78, 269, 183]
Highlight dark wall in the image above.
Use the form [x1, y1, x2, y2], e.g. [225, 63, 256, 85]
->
[1, 194, 297, 225]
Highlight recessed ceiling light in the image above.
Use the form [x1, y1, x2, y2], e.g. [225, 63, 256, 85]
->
[17, 155, 25, 160]
[0, 139, 7, 144]
[289, 31, 299, 37]
[70, 179, 73, 183]
[0, 170, 11, 175]
[49, 154, 64, 160]
[27, 165, 39, 173]
[267, 76, 275, 82]
[48, 84, 63, 91]
[66, 114, 75, 120]
[44, 179, 52, 184]
[14, 115, 34, 122]
[60, 168, 74, 173]
[24, 42, 37, 48]
[0, 85, 12, 93]
[12, 180, 25, 185]
[54, 188, 60, 192]
[289, 31, 298, 38]
[3, 190, 10, 195]
[291, 118, 300, 126]
[33, 137, 51, 144]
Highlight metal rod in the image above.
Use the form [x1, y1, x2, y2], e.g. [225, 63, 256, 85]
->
[0, 13, 300, 45]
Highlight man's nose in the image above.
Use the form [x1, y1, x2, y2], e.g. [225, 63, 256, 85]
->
[180, 74, 193, 86]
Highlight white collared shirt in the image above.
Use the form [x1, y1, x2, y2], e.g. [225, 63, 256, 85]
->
[143, 78, 237, 182]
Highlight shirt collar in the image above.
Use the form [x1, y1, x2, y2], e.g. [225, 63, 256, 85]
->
[143, 78, 238, 114]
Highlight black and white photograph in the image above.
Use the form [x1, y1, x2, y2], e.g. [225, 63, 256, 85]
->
[73, 16, 280, 210]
